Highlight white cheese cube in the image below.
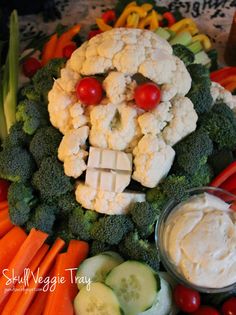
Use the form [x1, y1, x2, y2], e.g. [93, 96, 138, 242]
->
[85, 169, 99, 189]
[100, 149, 116, 169]
[115, 173, 131, 193]
[116, 152, 132, 171]
[88, 147, 101, 168]
[100, 171, 115, 192]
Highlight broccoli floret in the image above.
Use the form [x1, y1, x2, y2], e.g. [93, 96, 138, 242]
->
[29, 126, 62, 166]
[187, 163, 214, 188]
[90, 240, 112, 256]
[32, 157, 72, 200]
[16, 99, 49, 135]
[172, 44, 194, 66]
[120, 232, 160, 271]
[91, 215, 134, 245]
[187, 63, 211, 86]
[54, 227, 76, 244]
[8, 182, 36, 225]
[32, 58, 65, 101]
[68, 207, 99, 241]
[130, 202, 160, 238]
[146, 186, 168, 212]
[174, 129, 213, 175]
[0, 146, 35, 182]
[187, 83, 213, 114]
[2, 122, 30, 148]
[21, 84, 41, 103]
[58, 191, 78, 215]
[200, 103, 236, 150]
[26, 203, 56, 234]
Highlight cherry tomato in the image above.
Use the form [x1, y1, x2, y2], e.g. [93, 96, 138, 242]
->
[87, 29, 102, 40]
[192, 305, 220, 315]
[134, 82, 161, 110]
[222, 297, 236, 315]
[22, 57, 41, 78]
[76, 77, 103, 105]
[63, 43, 77, 59]
[0, 179, 10, 201]
[173, 284, 200, 313]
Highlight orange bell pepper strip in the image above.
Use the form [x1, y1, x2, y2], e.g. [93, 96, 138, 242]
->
[54, 24, 80, 58]
[41, 33, 58, 66]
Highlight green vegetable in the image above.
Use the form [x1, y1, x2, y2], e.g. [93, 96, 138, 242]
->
[207, 49, 218, 71]
[16, 99, 49, 135]
[32, 157, 72, 200]
[90, 240, 111, 256]
[2, 122, 30, 148]
[68, 207, 99, 241]
[187, 63, 211, 86]
[208, 150, 234, 176]
[0, 146, 35, 182]
[172, 44, 194, 66]
[155, 27, 171, 40]
[20, 84, 41, 103]
[8, 182, 36, 225]
[186, 163, 214, 188]
[58, 191, 78, 215]
[174, 129, 213, 175]
[200, 102, 236, 150]
[169, 31, 192, 46]
[26, 203, 56, 234]
[194, 50, 211, 66]
[187, 41, 203, 54]
[91, 215, 134, 245]
[29, 126, 62, 165]
[119, 231, 160, 270]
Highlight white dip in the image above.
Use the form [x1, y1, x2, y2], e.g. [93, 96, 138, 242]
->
[163, 192, 236, 288]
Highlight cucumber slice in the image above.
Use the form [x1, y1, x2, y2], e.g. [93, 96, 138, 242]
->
[76, 253, 123, 289]
[105, 261, 159, 315]
[102, 251, 124, 263]
[139, 277, 173, 315]
[74, 282, 123, 315]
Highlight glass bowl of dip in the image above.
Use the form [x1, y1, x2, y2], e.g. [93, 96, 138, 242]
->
[156, 186, 236, 293]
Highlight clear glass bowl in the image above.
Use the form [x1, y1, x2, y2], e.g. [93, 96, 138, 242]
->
[156, 186, 236, 293]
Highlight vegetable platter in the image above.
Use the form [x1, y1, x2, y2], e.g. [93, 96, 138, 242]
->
[0, 1, 236, 314]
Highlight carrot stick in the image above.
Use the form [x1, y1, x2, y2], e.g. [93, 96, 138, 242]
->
[41, 33, 58, 66]
[25, 290, 47, 315]
[2, 244, 49, 315]
[0, 216, 14, 238]
[0, 226, 27, 274]
[0, 228, 48, 306]
[44, 240, 89, 315]
[0, 201, 8, 210]
[54, 24, 80, 58]
[12, 238, 65, 315]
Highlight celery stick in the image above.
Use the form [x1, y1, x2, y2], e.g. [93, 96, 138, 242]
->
[187, 41, 203, 54]
[170, 31, 192, 46]
[155, 27, 171, 41]
[4, 10, 19, 132]
[194, 50, 211, 66]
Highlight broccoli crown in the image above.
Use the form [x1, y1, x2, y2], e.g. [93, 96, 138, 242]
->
[172, 44, 194, 66]
[29, 126, 62, 166]
[90, 240, 112, 257]
[187, 83, 213, 114]
[120, 232, 160, 271]
[187, 64, 211, 85]
[187, 163, 214, 188]
[162, 174, 189, 202]
[2, 122, 30, 149]
[200, 103, 236, 150]
[26, 203, 56, 234]
[21, 84, 41, 103]
[146, 186, 168, 212]
[16, 99, 49, 135]
[58, 191, 78, 214]
[8, 182, 35, 225]
[32, 157, 72, 200]
[174, 129, 213, 174]
[0, 146, 35, 182]
[91, 215, 134, 245]
[32, 58, 65, 101]
[68, 207, 99, 241]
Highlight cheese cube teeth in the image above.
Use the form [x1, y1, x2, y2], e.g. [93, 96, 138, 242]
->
[86, 147, 132, 193]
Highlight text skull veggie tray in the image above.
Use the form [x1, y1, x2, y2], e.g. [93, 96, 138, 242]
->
[0, 0, 236, 315]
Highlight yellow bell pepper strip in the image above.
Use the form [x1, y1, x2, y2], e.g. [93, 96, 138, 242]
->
[53, 24, 81, 58]
[192, 34, 212, 51]
[139, 10, 159, 30]
[115, 6, 147, 27]
[126, 1, 137, 8]
[179, 25, 199, 35]
[41, 33, 58, 66]
[170, 18, 196, 33]
[141, 3, 153, 12]
[96, 18, 113, 31]
[126, 13, 140, 28]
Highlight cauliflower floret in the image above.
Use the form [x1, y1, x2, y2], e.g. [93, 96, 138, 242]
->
[67, 41, 88, 73]
[138, 101, 173, 135]
[64, 151, 88, 178]
[69, 102, 89, 129]
[171, 57, 192, 95]
[89, 102, 139, 151]
[58, 126, 89, 161]
[75, 183, 145, 214]
[132, 135, 175, 188]
[211, 82, 236, 112]
[161, 83, 178, 102]
[57, 68, 80, 93]
[162, 96, 198, 146]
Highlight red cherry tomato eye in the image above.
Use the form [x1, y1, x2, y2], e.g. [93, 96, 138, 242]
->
[134, 82, 161, 111]
[63, 43, 77, 59]
[76, 77, 103, 106]
[22, 57, 41, 78]
[0, 179, 10, 202]
[222, 297, 236, 315]
[173, 284, 201, 313]
[192, 305, 220, 315]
